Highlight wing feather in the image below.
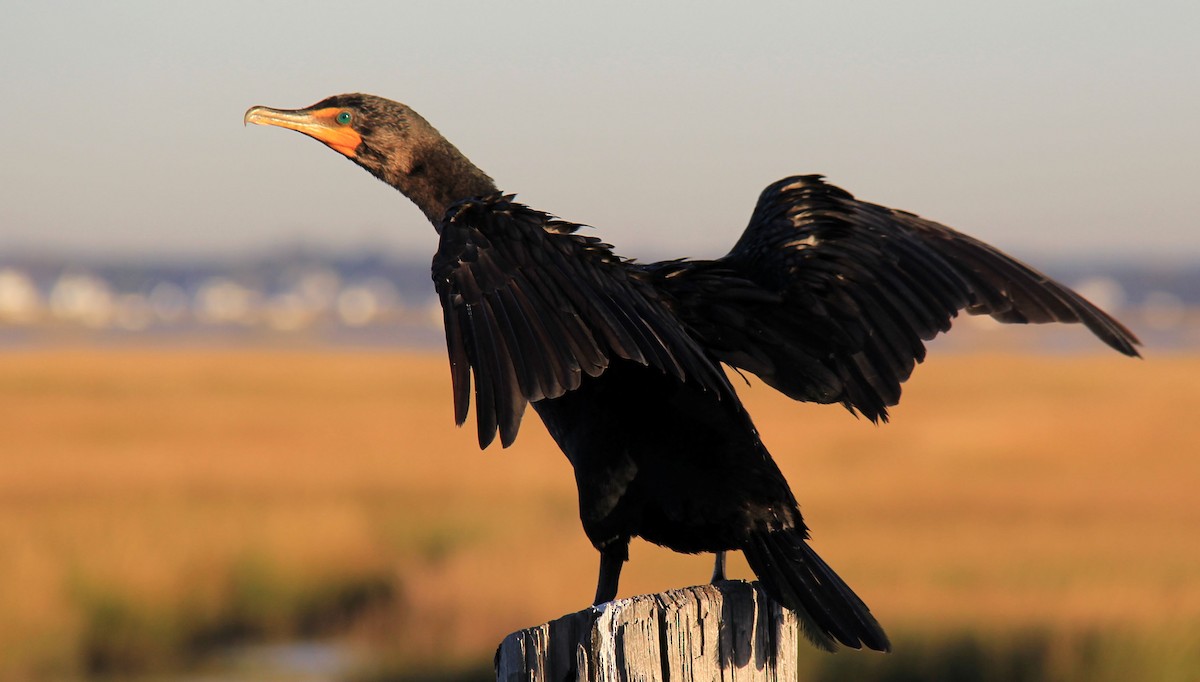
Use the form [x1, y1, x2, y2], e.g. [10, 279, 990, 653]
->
[439, 290, 472, 427]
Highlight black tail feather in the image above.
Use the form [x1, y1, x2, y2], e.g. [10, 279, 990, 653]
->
[743, 529, 890, 653]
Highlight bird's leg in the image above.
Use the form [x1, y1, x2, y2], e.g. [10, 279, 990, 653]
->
[593, 548, 626, 605]
[711, 551, 727, 583]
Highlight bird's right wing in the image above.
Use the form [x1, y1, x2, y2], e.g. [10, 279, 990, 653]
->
[432, 194, 731, 449]
[654, 175, 1140, 422]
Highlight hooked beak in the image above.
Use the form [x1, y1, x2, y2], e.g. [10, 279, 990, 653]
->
[244, 105, 362, 158]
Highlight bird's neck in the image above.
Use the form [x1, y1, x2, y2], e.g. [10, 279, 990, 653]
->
[375, 137, 497, 229]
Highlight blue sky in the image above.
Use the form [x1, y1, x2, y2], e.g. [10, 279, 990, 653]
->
[1, 1, 1196, 262]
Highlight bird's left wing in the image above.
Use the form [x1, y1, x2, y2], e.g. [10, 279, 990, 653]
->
[432, 194, 730, 449]
[653, 175, 1140, 422]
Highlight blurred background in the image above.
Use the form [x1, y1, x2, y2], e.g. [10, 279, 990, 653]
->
[1, 1, 1197, 680]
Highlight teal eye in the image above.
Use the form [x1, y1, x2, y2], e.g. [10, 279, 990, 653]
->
[336, 111, 352, 125]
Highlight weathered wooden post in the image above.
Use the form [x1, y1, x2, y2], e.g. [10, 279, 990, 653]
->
[496, 580, 797, 681]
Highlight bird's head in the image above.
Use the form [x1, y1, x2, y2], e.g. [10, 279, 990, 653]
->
[245, 93, 418, 178]
[245, 93, 495, 225]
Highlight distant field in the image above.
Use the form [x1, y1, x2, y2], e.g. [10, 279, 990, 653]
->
[0, 349, 1197, 679]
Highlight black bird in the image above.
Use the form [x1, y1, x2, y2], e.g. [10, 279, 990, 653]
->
[245, 94, 1140, 652]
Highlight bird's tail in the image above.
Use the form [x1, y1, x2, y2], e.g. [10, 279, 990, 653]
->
[742, 529, 890, 652]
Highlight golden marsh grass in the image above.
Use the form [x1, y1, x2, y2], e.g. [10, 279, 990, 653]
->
[0, 348, 1197, 678]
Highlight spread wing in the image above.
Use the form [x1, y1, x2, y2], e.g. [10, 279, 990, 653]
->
[432, 194, 731, 449]
[653, 175, 1140, 422]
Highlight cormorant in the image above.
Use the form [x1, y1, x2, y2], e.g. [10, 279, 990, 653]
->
[245, 94, 1140, 653]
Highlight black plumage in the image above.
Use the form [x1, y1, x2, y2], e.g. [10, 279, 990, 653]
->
[245, 93, 1140, 653]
